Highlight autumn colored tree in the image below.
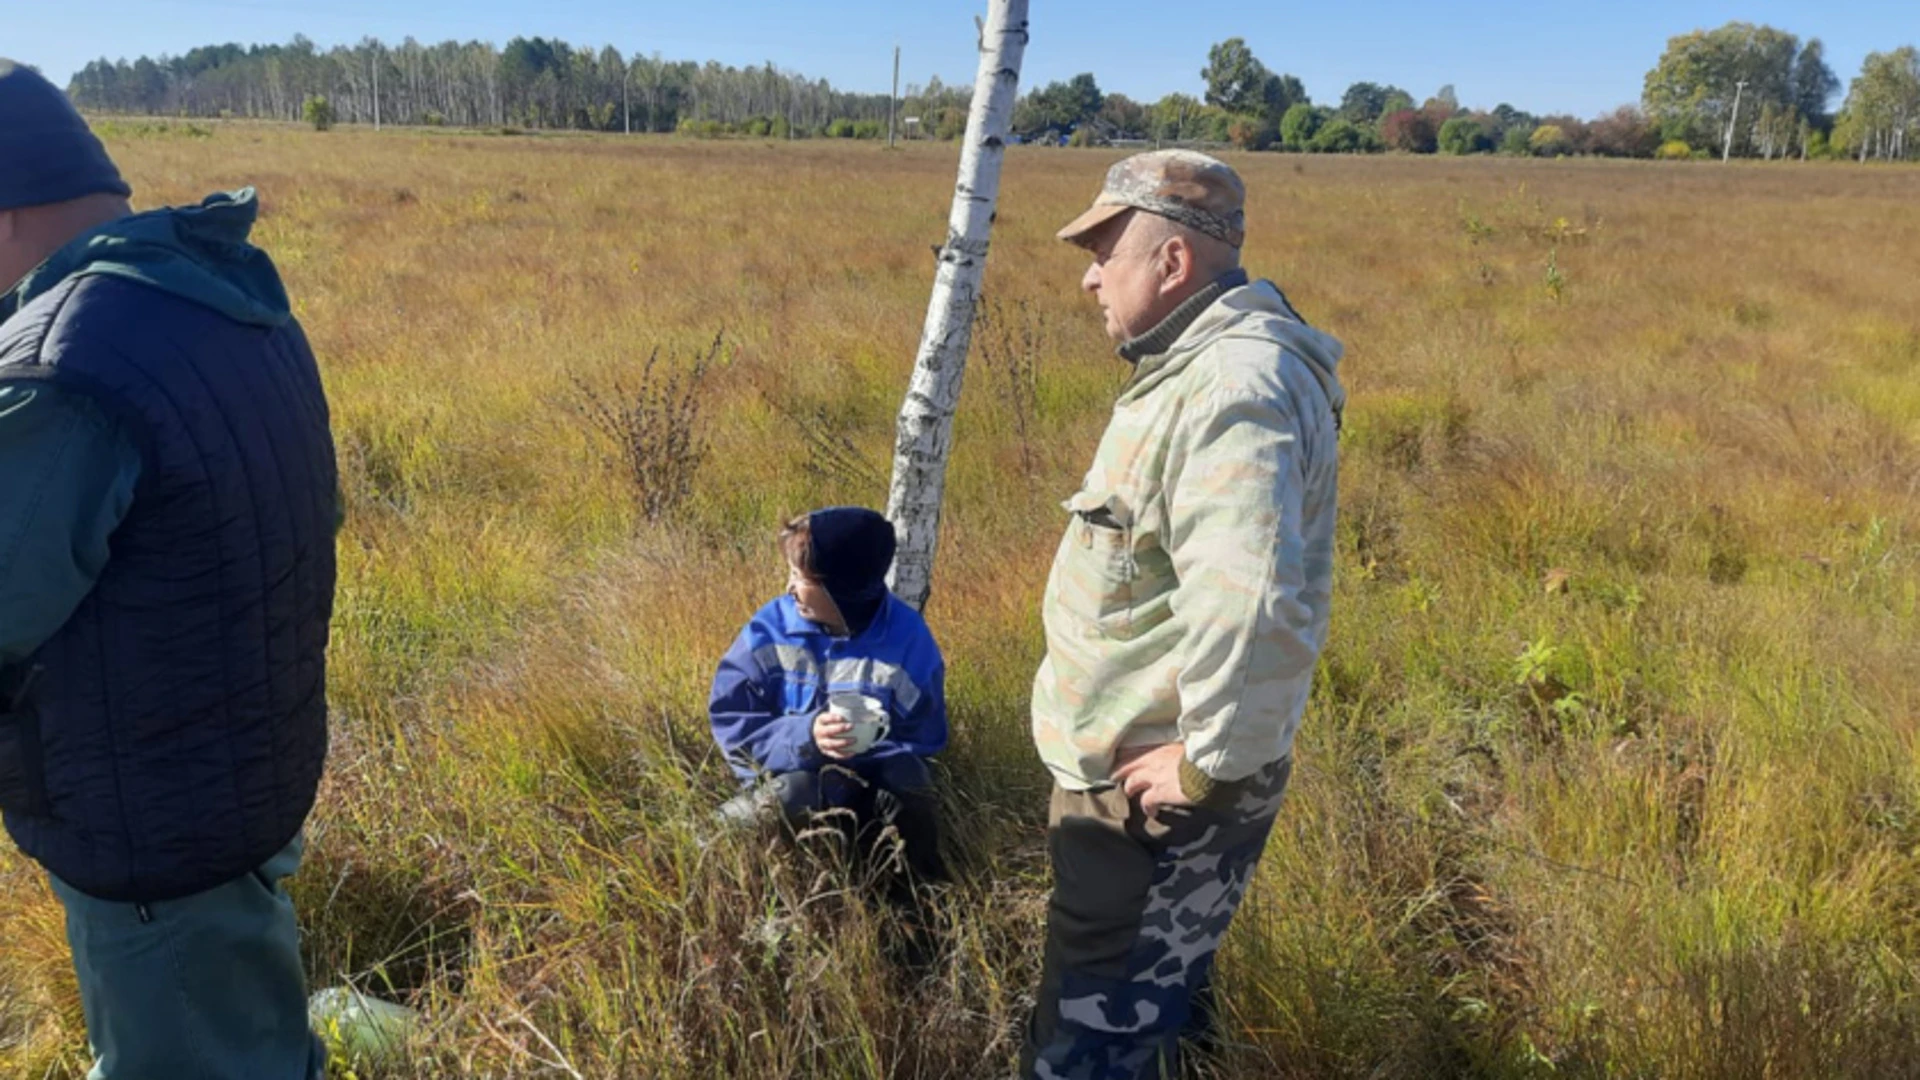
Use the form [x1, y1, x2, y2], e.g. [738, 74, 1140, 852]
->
[1226, 116, 1279, 150]
[1422, 84, 1463, 131]
[1587, 106, 1660, 157]
[1530, 123, 1572, 156]
[1380, 108, 1437, 153]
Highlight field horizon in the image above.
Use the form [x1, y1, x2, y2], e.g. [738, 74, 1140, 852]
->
[1, 123, 1915, 1079]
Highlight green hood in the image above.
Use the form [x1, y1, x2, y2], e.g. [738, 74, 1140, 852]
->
[1, 189, 289, 329]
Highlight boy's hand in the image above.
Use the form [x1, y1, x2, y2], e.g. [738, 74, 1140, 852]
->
[813, 711, 857, 760]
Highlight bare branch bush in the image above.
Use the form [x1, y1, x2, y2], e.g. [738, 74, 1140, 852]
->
[974, 295, 1043, 485]
[569, 333, 724, 524]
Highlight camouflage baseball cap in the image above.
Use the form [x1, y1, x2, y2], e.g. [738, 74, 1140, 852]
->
[1056, 149, 1246, 249]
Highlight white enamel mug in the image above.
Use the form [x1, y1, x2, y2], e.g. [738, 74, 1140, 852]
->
[826, 693, 890, 755]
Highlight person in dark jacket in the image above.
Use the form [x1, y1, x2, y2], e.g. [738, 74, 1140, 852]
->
[0, 60, 336, 1080]
[708, 507, 949, 882]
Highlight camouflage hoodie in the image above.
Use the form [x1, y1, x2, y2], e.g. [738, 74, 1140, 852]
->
[1032, 277, 1344, 795]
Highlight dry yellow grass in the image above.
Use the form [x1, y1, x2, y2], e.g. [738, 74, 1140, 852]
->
[1, 123, 1916, 1078]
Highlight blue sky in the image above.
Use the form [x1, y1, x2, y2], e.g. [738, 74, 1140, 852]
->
[12, 0, 1914, 118]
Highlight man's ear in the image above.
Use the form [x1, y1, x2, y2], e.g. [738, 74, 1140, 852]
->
[1158, 234, 1196, 295]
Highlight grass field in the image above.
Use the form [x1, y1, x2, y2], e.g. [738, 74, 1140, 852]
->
[1, 123, 1916, 1079]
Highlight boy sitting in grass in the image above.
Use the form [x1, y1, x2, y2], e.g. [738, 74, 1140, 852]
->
[708, 507, 948, 883]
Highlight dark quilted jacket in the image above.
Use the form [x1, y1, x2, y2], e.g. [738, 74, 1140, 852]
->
[0, 269, 337, 902]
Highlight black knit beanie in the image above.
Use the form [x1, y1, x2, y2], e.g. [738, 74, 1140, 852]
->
[807, 507, 897, 636]
[0, 59, 131, 212]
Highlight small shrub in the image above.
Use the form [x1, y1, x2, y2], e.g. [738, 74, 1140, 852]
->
[303, 94, 336, 132]
[1707, 548, 1749, 585]
[569, 334, 724, 524]
[1460, 205, 1495, 244]
[1309, 118, 1363, 154]
[1656, 140, 1694, 161]
[1500, 126, 1535, 156]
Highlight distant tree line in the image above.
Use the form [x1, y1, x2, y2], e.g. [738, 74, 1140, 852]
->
[65, 24, 1919, 161]
[65, 36, 929, 138]
[1014, 27, 1916, 162]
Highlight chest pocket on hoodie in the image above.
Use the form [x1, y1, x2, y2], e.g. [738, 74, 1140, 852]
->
[1055, 489, 1166, 640]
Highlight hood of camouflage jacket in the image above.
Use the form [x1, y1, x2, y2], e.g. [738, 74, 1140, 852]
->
[1123, 278, 1345, 426]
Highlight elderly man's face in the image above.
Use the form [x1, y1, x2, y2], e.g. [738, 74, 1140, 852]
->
[1078, 212, 1175, 344]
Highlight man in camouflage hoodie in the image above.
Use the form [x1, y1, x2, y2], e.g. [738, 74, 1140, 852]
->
[1023, 151, 1345, 1079]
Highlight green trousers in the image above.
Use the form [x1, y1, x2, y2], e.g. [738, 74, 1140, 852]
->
[49, 835, 325, 1080]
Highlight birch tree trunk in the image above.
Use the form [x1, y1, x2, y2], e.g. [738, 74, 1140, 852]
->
[885, 0, 1030, 611]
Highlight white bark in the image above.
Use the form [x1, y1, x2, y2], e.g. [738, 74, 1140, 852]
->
[885, 0, 1029, 611]
[1722, 80, 1745, 162]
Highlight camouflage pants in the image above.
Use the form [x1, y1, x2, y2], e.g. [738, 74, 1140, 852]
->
[1022, 757, 1291, 1080]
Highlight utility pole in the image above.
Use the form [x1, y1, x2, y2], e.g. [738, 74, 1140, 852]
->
[885, 0, 1029, 610]
[889, 45, 901, 149]
[1722, 79, 1747, 163]
[623, 59, 632, 134]
[371, 46, 381, 130]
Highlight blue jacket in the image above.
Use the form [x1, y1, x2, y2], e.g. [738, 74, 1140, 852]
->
[0, 191, 337, 902]
[709, 594, 947, 781]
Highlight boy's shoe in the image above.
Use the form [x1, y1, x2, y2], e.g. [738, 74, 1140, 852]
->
[716, 777, 800, 832]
